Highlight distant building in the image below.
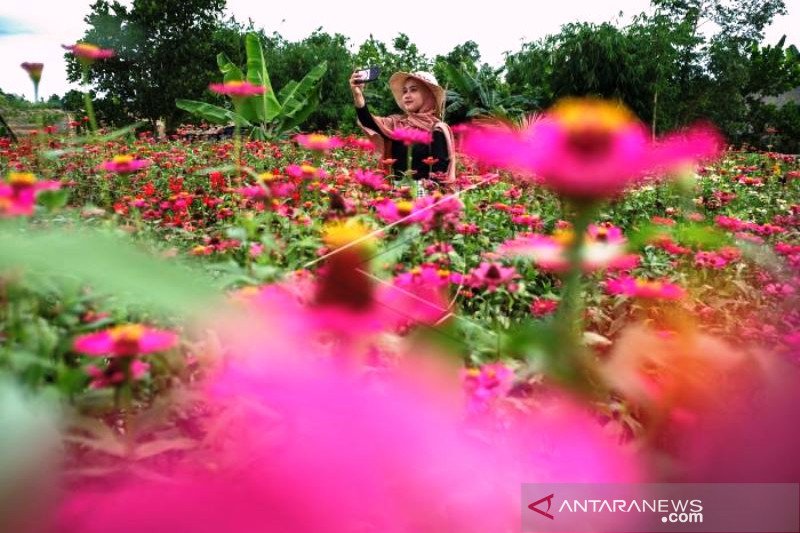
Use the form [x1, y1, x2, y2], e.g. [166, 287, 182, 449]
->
[762, 87, 800, 107]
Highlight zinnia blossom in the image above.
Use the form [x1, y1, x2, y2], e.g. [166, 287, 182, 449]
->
[467, 262, 519, 292]
[605, 275, 686, 300]
[295, 133, 344, 151]
[499, 224, 639, 272]
[461, 97, 722, 199]
[73, 324, 178, 357]
[98, 155, 150, 174]
[62, 43, 115, 63]
[390, 127, 433, 146]
[208, 80, 266, 97]
[0, 172, 60, 217]
[20, 62, 43, 83]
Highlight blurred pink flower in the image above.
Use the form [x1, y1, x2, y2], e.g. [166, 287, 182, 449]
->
[467, 262, 518, 292]
[461, 362, 514, 411]
[391, 126, 433, 146]
[98, 155, 150, 174]
[461, 98, 721, 199]
[62, 43, 115, 62]
[499, 224, 638, 272]
[353, 169, 389, 190]
[530, 297, 559, 316]
[20, 62, 43, 83]
[208, 80, 266, 97]
[605, 275, 685, 300]
[0, 172, 60, 217]
[57, 355, 640, 532]
[73, 324, 178, 357]
[285, 163, 327, 180]
[294, 133, 344, 151]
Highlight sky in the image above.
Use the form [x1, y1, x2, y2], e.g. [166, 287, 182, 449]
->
[1, 0, 798, 101]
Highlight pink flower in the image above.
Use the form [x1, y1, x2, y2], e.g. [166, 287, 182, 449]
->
[373, 198, 432, 226]
[57, 356, 639, 532]
[98, 155, 150, 174]
[467, 262, 518, 292]
[208, 80, 266, 97]
[390, 126, 432, 146]
[73, 324, 178, 357]
[353, 169, 389, 190]
[530, 297, 559, 316]
[461, 362, 515, 411]
[0, 172, 60, 217]
[605, 275, 686, 300]
[499, 224, 638, 272]
[462, 98, 721, 199]
[62, 43, 115, 62]
[294, 133, 344, 151]
[285, 164, 327, 180]
[20, 62, 43, 83]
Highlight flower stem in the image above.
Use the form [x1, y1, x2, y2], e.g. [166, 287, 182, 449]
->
[81, 67, 98, 133]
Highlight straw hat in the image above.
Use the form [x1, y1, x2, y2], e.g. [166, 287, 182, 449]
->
[388, 71, 446, 116]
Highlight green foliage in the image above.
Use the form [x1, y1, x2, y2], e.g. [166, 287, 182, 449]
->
[443, 62, 533, 124]
[177, 32, 328, 139]
[66, 0, 241, 131]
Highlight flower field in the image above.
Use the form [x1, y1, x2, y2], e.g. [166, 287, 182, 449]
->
[2, 104, 800, 530]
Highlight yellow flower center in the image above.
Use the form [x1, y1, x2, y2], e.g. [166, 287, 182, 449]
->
[322, 220, 374, 250]
[257, 172, 276, 182]
[109, 324, 145, 343]
[113, 155, 134, 164]
[301, 164, 317, 175]
[553, 229, 575, 246]
[395, 201, 414, 216]
[8, 172, 37, 186]
[75, 43, 100, 54]
[308, 134, 329, 144]
[437, 269, 451, 278]
[552, 98, 635, 132]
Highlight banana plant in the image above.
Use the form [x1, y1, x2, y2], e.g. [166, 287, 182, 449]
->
[177, 32, 327, 139]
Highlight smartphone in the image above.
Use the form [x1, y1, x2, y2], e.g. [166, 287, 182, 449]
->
[354, 66, 380, 84]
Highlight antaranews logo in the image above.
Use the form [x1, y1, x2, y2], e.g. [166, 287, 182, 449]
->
[528, 493, 555, 520]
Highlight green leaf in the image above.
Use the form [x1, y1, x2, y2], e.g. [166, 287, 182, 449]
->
[245, 32, 282, 121]
[36, 189, 69, 211]
[0, 228, 223, 319]
[175, 99, 251, 127]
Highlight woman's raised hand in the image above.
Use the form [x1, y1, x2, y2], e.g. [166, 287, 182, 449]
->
[350, 71, 365, 107]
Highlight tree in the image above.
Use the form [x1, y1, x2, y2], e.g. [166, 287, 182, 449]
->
[67, 0, 242, 131]
[258, 30, 355, 132]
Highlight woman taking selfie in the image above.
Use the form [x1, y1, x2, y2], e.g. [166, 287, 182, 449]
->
[349, 69, 456, 194]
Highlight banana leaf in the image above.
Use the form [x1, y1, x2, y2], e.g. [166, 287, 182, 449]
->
[175, 99, 251, 127]
[244, 32, 282, 122]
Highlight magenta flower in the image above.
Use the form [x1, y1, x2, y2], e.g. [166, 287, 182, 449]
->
[462, 98, 722, 199]
[208, 80, 266, 97]
[530, 297, 559, 317]
[0, 172, 60, 217]
[98, 155, 151, 174]
[467, 262, 519, 292]
[294, 133, 344, 151]
[62, 43, 115, 63]
[373, 198, 431, 226]
[20, 62, 43, 83]
[461, 362, 515, 411]
[285, 164, 328, 180]
[390, 126, 433, 146]
[605, 275, 686, 300]
[353, 169, 389, 190]
[73, 324, 178, 357]
[499, 224, 639, 272]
